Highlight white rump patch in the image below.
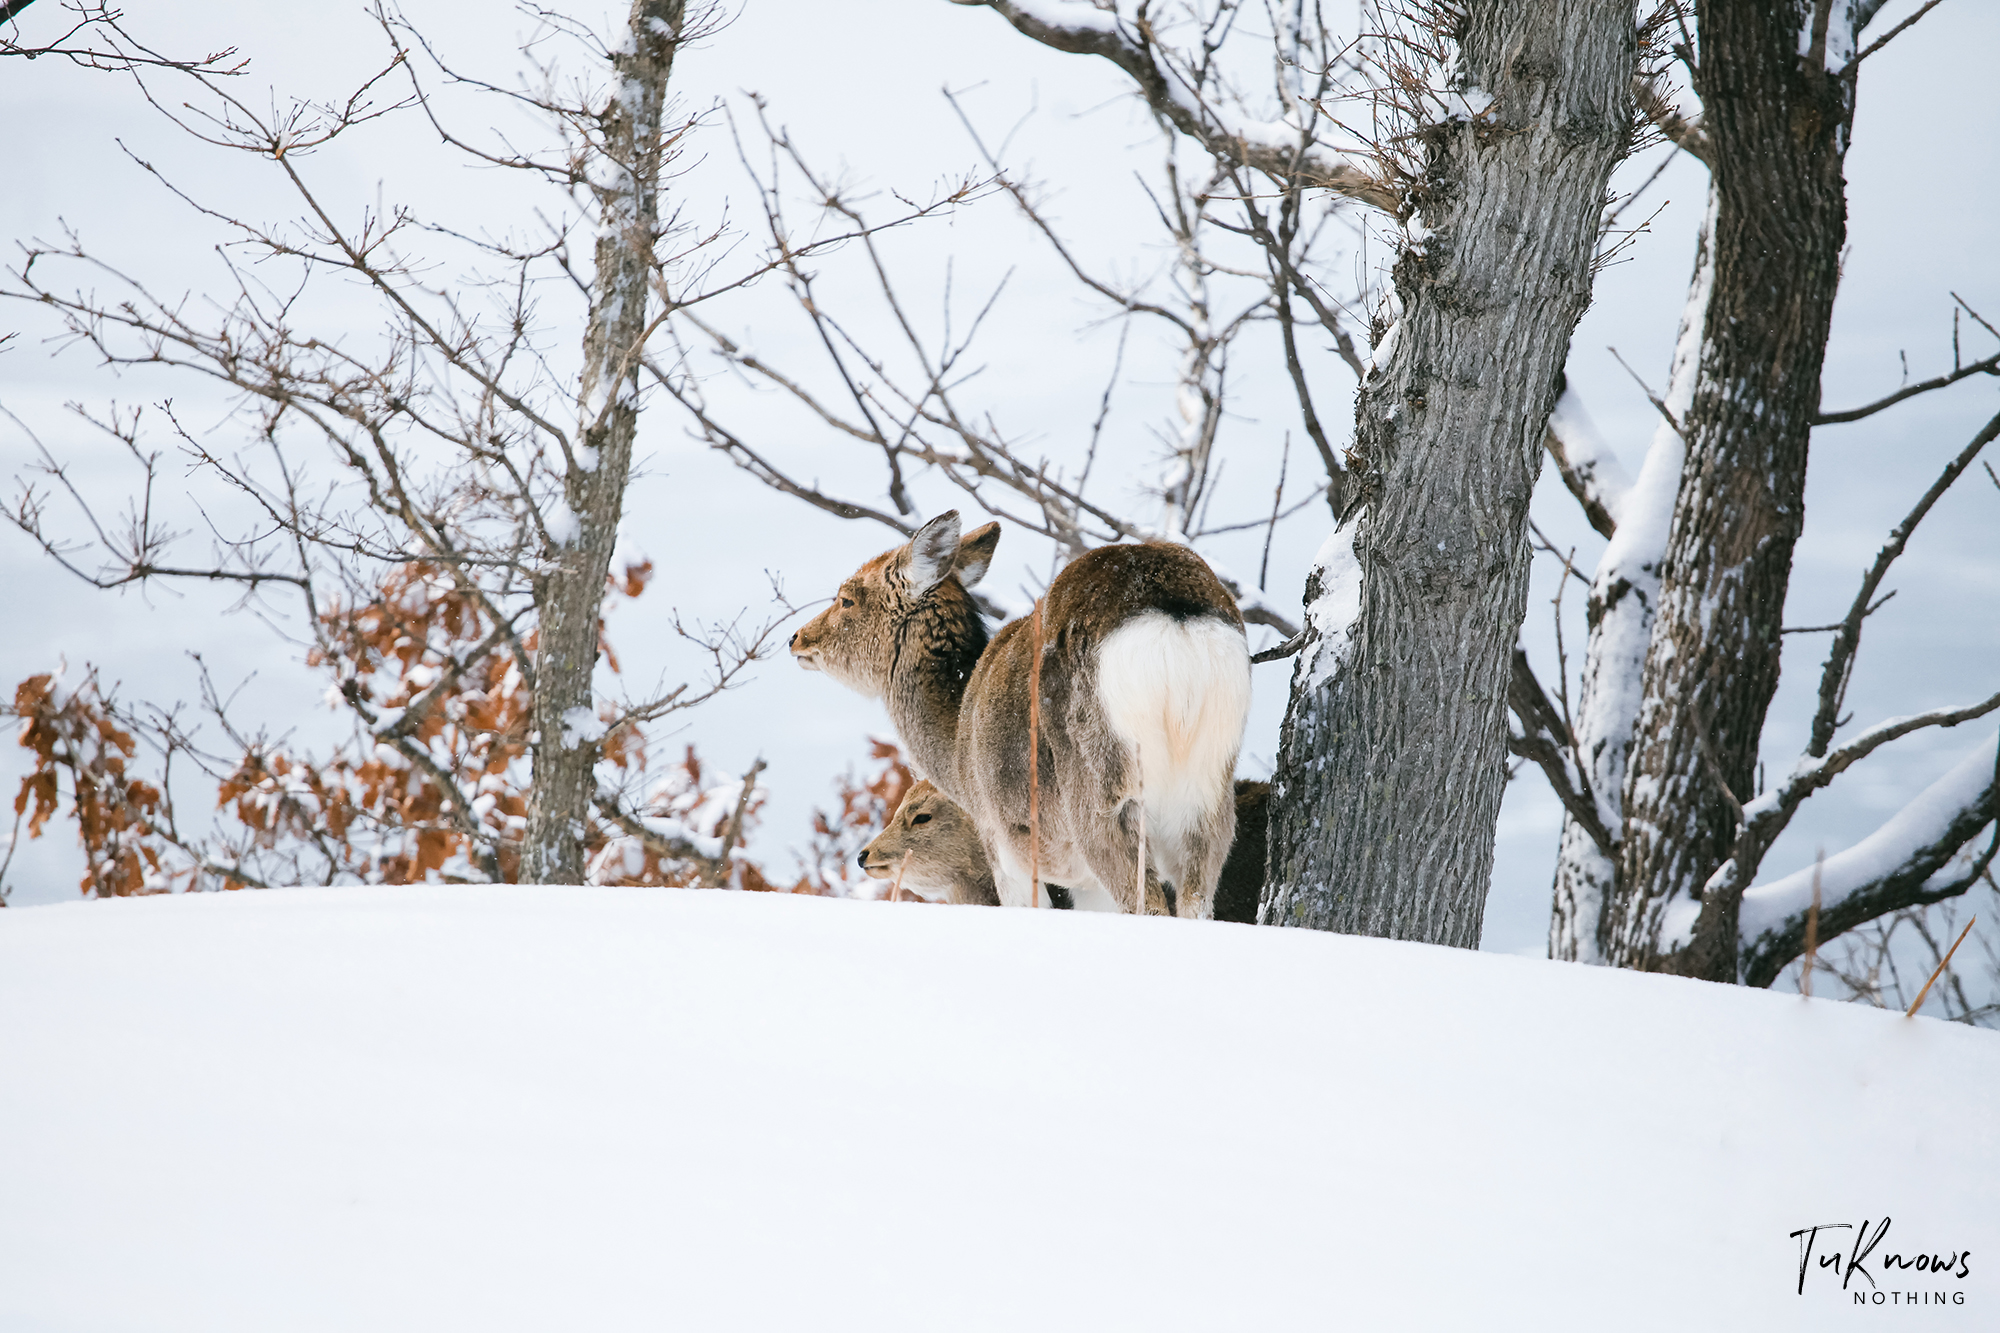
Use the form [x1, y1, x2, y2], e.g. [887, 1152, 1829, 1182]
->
[1095, 611, 1251, 858]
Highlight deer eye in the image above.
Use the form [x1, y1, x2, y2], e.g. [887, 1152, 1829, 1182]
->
[911, 812, 932, 825]
[841, 597, 855, 608]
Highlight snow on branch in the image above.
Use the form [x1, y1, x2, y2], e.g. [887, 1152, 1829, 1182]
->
[1693, 689, 2000, 927]
[1737, 733, 1999, 988]
[1541, 379, 1630, 540]
[948, 0, 1398, 212]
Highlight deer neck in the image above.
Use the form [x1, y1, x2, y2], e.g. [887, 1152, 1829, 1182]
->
[886, 592, 986, 793]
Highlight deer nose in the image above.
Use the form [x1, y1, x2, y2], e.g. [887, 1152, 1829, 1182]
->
[788, 631, 798, 649]
[856, 850, 870, 870]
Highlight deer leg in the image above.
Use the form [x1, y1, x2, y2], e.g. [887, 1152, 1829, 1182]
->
[1081, 801, 1173, 915]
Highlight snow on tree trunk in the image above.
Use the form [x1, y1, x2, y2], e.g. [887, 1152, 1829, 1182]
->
[524, 0, 684, 883]
[1262, 2, 1633, 946]
[1604, 0, 1857, 978]
[1548, 195, 1715, 963]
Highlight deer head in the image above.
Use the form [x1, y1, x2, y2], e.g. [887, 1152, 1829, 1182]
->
[856, 778, 998, 906]
[788, 512, 1000, 698]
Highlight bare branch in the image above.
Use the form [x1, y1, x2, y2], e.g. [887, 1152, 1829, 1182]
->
[947, 0, 1398, 212]
[1739, 735, 1999, 988]
[1814, 349, 2000, 425]
[1838, 0, 1946, 77]
[1507, 647, 1615, 859]
[1632, 74, 1710, 166]
[1808, 406, 2000, 758]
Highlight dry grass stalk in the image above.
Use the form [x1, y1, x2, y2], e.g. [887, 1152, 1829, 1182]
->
[1906, 915, 1977, 1017]
[890, 849, 911, 904]
[1133, 739, 1147, 916]
[1802, 849, 1824, 998]
[1027, 598, 1045, 910]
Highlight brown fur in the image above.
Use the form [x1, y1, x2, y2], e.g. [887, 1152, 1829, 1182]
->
[1211, 781, 1269, 925]
[858, 779, 1000, 906]
[791, 512, 1250, 918]
[865, 778, 1270, 919]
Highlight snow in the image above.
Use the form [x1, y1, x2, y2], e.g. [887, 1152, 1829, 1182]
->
[1545, 381, 1632, 522]
[1437, 86, 1494, 122]
[1739, 733, 1998, 946]
[1801, 0, 1859, 71]
[1001, 0, 1120, 37]
[1, 886, 1994, 1329]
[1566, 188, 1717, 846]
[559, 704, 606, 749]
[1302, 510, 1364, 690]
[1362, 317, 1399, 379]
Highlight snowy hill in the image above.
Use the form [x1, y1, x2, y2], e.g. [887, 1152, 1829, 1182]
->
[1, 887, 1993, 1331]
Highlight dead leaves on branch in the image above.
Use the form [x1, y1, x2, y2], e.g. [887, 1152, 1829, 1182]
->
[7, 557, 911, 900]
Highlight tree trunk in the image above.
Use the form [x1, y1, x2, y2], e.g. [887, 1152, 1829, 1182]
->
[523, 0, 684, 883]
[1603, 0, 1856, 977]
[1262, 2, 1633, 945]
[1547, 194, 1713, 962]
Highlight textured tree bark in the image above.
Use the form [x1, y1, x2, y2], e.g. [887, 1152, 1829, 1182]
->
[1604, 0, 1856, 977]
[1547, 197, 1712, 963]
[1261, 2, 1633, 945]
[523, 0, 684, 883]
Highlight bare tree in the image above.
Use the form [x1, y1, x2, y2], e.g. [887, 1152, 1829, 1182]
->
[1521, 0, 1999, 985]
[0, 1, 860, 886]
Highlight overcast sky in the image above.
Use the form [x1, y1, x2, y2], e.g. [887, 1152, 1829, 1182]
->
[3, 0, 1995, 956]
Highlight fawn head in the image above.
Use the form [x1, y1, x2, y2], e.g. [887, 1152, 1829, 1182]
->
[858, 778, 988, 890]
[789, 511, 1000, 697]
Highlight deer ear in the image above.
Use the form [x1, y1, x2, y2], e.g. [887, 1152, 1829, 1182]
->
[903, 511, 962, 596]
[951, 522, 1000, 590]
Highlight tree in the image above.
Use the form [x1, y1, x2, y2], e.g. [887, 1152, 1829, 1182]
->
[1, 1, 806, 886]
[1523, 0, 1999, 985]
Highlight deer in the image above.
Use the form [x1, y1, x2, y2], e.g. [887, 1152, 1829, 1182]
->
[856, 779, 1000, 906]
[862, 777, 1272, 921]
[790, 511, 1252, 918]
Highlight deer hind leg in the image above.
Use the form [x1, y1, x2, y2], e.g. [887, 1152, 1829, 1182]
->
[1080, 800, 1174, 916]
[981, 826, 1038, 909]
[1161, 793, 1236, 921]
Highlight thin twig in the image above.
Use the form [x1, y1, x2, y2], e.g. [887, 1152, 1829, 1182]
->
[1802, 850, 1823, 998]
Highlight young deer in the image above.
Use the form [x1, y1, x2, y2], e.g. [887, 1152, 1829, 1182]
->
[857, 779, 1000, 906]
[791, 512, 1251, 917]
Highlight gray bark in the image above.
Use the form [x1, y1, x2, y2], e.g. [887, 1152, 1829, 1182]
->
[1262, 1, 1634, 945]
[523, 0, 684, 883]
[1604, 0, 1856, 978]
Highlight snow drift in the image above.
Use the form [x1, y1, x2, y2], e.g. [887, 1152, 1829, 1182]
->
[1, 886, 1993, 1330]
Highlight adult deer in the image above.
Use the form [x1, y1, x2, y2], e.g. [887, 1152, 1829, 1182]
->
[790, 512, 1251, 917]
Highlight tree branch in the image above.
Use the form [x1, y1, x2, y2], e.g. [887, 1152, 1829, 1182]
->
[1838, 0, 1945, 77]
[1808, 406, 2000, 758]
[1813, 349, 2000, 425]
[1738, 734, 1998, 988]
[1506, 647, 1615, 858]
[947, 0, 1398, 211]
[1632, 74, 1710, 166]
[1541, 380, 1630, 540]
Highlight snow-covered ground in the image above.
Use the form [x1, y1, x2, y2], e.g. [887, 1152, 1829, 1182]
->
[2, 887, 1992, 1330]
